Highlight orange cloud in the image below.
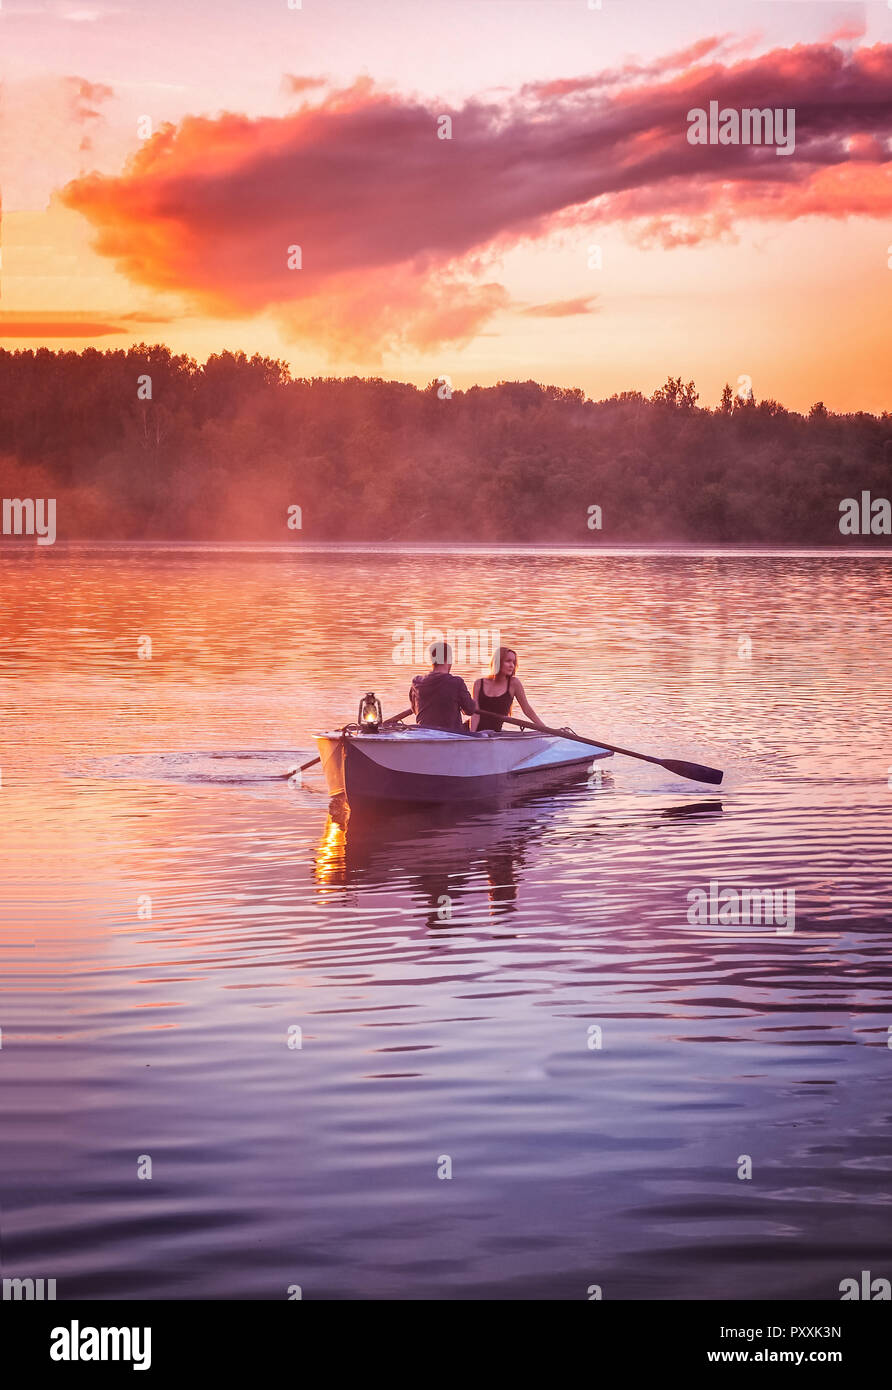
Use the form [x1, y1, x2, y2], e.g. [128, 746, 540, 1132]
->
[520, 296, 598, 317]
[0, 311, 125, 336]
[281, 75, 329, 98]
[58, 42, 892, 356]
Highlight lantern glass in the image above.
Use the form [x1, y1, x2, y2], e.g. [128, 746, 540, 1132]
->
[358, 692, 382, 731]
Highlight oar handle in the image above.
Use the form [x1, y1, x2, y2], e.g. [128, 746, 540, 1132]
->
[497, 713, 723, 786]
[383, 707, 415, 725]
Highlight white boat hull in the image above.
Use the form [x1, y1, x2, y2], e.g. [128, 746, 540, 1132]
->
[314, 727, 611, 805]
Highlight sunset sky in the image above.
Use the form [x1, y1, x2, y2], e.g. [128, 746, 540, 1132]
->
[1, 0, 890, 412]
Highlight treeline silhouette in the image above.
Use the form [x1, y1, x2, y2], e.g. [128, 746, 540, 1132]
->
[1, 346, 890, 543]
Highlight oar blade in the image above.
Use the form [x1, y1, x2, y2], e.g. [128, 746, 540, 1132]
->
[660, 757, 723, 786]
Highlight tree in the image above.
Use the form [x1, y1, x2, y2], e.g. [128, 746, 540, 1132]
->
[651, 376, 699, 409]
[0, 346, 885, 544]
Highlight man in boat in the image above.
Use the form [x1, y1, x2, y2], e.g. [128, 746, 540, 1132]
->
[410, 641, 479, 734]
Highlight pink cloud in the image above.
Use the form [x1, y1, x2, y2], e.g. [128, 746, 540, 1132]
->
[59, 42, 892, 355]
[825, 20, 866, 44]
[1, 74, 116, 207]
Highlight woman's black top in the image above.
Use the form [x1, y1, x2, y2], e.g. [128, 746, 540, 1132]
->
[475, 680, 514, 732]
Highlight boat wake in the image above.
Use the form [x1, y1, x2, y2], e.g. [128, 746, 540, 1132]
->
[75, 749, 303, 787]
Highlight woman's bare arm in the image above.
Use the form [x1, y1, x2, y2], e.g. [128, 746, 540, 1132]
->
[511, 678, 548, 730]
[468, 678, 482, 732]
[511, 679, 574, 735]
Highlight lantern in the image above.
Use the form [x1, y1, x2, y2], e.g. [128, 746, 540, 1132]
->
[358, 692, 382, 732]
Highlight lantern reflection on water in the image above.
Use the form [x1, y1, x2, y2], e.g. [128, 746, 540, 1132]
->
[313, 814, 347, 889]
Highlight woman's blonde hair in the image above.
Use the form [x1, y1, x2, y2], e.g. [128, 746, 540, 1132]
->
[487, 646, 518, 680]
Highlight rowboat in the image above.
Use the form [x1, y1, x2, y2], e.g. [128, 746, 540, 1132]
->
[314, 725, 612, 807]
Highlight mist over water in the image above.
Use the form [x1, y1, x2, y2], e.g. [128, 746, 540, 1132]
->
[1, 544, 891, 1299]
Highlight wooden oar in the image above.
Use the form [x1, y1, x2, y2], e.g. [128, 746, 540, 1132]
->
[289, 707, 414, 778]
[496, 713, 724, 786]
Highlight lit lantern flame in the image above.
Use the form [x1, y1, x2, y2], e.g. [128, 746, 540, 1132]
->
[358, 692, 382, 732]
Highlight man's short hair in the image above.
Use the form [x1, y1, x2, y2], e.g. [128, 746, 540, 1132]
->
[429, 641, 452, 664]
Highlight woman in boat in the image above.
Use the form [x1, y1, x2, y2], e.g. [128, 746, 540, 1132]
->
[468, 647, 567, 735]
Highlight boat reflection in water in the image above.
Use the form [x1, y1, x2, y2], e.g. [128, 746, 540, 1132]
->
[313, 776, 723, 929]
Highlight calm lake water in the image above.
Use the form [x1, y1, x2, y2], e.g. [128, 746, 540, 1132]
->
[2, 544, 891, 1300]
